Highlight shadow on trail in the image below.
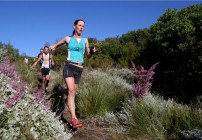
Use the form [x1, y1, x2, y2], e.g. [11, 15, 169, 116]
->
[48, 85, 67, 116]
[47, 84, 78, 132]
[34, 71, 68, 119]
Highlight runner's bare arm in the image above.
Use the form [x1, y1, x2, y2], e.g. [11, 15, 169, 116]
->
[50, 36, 70, 51]
[34, 56, 38, 62]
[85, 38, 97, 58]
[85, 38, 90, 56]
[33, 55, 42, 67]
[50, 54, 55, 66]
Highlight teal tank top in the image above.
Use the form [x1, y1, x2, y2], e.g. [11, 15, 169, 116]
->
[67, 37, 86, 63]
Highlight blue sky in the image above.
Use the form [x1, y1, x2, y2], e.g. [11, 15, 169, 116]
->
[0, 1, 201, 57]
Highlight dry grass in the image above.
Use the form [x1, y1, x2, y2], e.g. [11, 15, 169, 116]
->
[69, 118, 152, 140]
[71, 121, 125, 140]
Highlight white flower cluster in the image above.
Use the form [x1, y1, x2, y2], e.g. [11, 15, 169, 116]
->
[180, 129, 202, 139]
[142, 94, 191, 114]
[83, 69, 132, 91]
[0, 73, 16, 113]
[0, 48, 7, 63]
[96, 112, 126, 132]
[108, 68, 133, 84]
[1, 93, 72, 140]
[0, 72, 72, 140]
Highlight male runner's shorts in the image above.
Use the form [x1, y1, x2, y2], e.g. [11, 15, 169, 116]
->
[41, 68, 50, 77]
[63, 63, 83, 84]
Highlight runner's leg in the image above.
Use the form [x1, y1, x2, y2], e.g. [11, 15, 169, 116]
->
[65, 77, 78, 120]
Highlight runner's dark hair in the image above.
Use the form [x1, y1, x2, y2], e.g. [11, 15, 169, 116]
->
[44, 45, 49, 50]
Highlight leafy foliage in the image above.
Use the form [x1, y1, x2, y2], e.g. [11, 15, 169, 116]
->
[141, 4, 202, 102]
[98, 95, 202, 140]
[0, 42, 19, 62]
[51, 44, 67, 70]
[0, 47, 71, 139]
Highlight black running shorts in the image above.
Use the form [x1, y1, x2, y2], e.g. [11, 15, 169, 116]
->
[63, 63, 83, 84]
[41, 68, 50, 77]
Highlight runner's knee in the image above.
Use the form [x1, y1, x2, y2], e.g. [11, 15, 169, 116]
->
[68, 89, 76, 95]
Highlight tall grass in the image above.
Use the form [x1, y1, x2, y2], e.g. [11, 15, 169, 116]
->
[98, 94, 202, 139]
[15, 59, 38, 87]
[76, 68, 132, 118]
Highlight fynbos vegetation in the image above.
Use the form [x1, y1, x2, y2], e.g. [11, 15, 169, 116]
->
[0, 4, 202, 140]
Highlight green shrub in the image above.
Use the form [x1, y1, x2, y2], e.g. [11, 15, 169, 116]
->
[15, 59, 38, 87]
[76, 68, 131, 118]
[116, 95, 202, 139]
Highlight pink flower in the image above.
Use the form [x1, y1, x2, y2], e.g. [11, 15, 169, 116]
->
[131, 62, 160, 98]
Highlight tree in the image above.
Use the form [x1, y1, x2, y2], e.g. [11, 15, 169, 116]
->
[143, 4, 202, 103]
[0, 42, 19, 61]
[119, 29, 151, 67]
[88, 37, 98, 44]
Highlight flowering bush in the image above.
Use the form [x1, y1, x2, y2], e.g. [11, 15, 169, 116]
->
[0, 57, 16, 78]
[180, 129, 202, 139]
[131, 62, 159, 97]
[1, 93, 72, 140]
[82, 69, 132, 91]
[0, 48, 72, 139]
[0, 57, 25, 108]
[0, 48, 7, 63]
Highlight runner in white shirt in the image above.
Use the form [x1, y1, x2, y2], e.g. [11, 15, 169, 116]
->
[33, 46, 54, 92]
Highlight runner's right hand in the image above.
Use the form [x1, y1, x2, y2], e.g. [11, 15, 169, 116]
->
[49, 46, 55, 51]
